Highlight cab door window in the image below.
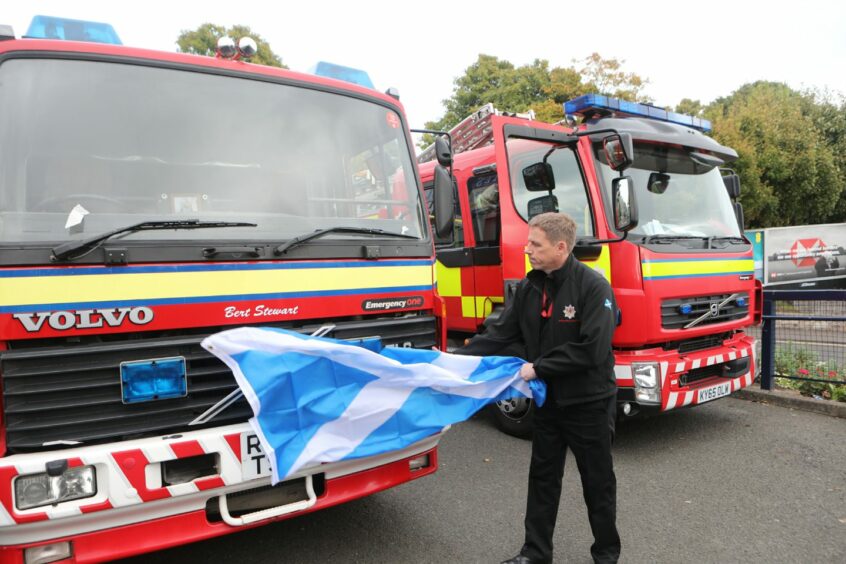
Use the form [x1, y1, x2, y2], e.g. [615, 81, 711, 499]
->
[507, 137, 594, 236]
[468, 173, 499, 246]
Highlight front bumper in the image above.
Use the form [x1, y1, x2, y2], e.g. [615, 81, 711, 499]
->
[615, 333, 756, 414]
[0, 423, 441, 562]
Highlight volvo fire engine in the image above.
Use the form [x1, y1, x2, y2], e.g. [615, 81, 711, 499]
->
[0, 16, 454, 563]
[419, 95, 762, 436]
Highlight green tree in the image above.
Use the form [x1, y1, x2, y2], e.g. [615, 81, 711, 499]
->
[423, 53, 649, 144]
[705, 82, 840, 227]
[802, 89, 846, 222]
[675, 98, 704, 116]
[176, 23, 286, 68]
[575, 52, 650, 102]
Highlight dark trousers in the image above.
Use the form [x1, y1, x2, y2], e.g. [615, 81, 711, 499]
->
[521, 395, 620, 564]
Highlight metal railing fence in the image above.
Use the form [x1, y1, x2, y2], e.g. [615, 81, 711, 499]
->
[760, 289, 846, 390]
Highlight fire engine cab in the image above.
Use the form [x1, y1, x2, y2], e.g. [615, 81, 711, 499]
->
[0, 16, 454, 563]
[419, 94, 762, 436]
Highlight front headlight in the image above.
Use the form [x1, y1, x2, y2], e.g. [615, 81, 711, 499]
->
[632, 362, 660, 404]
[15, 465, 96, 510]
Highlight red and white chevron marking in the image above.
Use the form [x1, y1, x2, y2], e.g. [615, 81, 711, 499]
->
[664, 345, 755, 411]
[0, 423, 248, 526]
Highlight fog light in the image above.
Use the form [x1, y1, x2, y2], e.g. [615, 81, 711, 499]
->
[24, 541, 72, 564]
[409, 454, 430, 471]
[15, 466, 96, 510]
[622, 402, 632, 416]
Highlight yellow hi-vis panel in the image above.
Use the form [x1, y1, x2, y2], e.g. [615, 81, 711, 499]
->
[435, 261, 504, 319]
[0, 263, 432, 308]
[641, 258, 754, 281]
[523, 245, 611, 283]
[435, 261, 462, 297]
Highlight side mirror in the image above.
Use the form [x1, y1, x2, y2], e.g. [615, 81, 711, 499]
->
[435, 137, 452, 168]
[647, 172, 670, 194]
[522, 162, 555, 192]
[527, 194, 559, 219]
[612, 175, 638, 232]
[723, 174, 741, 199]
[734, 201, 744, 230]
[603, 133, 634, 171]
[433, 165, 455, 239]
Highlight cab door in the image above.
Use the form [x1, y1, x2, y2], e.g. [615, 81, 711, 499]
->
[491, 118, 609, 284]
[464, 170, 505, 327]
[427, 177, 475, 332]
[429, 165, 504, 333]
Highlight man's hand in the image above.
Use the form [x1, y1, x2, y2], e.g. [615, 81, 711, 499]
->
[520, 362, 537, 381]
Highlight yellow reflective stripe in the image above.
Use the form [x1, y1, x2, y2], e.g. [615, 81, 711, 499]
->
[642, 258, 754, 280]
[435, 261, 462, 297]
[0, 265, 432, 307]
[524, 245, 611, 283]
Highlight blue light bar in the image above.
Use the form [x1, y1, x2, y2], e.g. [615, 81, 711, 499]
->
[121, 357, 187, 404]
[26, 15, 122, 45]
[564, 94, 711, 133]
[310, 61, 374, 89]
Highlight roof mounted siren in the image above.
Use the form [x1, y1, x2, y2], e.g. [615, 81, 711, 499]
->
[25, 15, 121, 45]
[216, 36, 258, 60]
[310, 61, 375, 89]
[564, 94, 712, 133]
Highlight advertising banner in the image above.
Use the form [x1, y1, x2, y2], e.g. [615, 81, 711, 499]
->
[763, 223, 846, 288]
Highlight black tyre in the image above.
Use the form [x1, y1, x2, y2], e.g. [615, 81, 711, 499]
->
[488, 397, 535, 439]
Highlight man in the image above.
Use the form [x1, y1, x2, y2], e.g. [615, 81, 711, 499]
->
[459, 212, 620, 564]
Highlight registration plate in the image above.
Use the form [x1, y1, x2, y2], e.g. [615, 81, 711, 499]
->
[241, 433, 272, 480]
[697, 382, 732, 404]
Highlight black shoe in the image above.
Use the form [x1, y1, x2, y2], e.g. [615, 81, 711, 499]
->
[500, 555, 542, 564]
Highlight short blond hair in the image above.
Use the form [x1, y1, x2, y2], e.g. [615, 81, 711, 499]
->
[528, 212, 577, 251]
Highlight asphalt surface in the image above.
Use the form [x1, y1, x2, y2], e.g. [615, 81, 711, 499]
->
[122, 398, 846, 564]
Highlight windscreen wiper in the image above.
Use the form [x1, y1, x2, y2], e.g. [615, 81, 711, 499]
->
[51, 219, 257, 261]
[643, 234, 707, 245]
[706, 236, 748, 249]
[274, 226, 418, 255]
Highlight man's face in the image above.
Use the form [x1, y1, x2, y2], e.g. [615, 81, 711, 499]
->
[525, 226, 568, 273]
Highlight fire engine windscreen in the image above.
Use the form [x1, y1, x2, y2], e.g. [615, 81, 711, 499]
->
[593, 142, 742, 239]
[0, 59, 424, 245]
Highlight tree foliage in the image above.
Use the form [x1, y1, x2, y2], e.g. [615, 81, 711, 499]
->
[176, 23, 286, 68]
[424, 53, 650, 135]
[575, 53, 649, 102]
[705, 82, 842, 227]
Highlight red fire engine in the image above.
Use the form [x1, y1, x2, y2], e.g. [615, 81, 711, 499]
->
[419, 95, 762, 436]
[0, 16, 454, 563]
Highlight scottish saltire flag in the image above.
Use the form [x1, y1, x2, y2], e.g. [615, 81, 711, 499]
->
[202, 327, 545, 483]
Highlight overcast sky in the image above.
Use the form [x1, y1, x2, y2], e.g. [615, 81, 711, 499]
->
[7, 1, 846, 130]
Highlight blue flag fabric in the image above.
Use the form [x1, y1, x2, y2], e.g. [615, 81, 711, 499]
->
[202, 327, 545, 483]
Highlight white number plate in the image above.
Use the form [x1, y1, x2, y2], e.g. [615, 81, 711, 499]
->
[697, 382, 732, 404]
[241, 433, 272, 480]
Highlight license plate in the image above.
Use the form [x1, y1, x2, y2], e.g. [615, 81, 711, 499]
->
[241, 433, 272, 480]
[697, 382, 732, 404]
